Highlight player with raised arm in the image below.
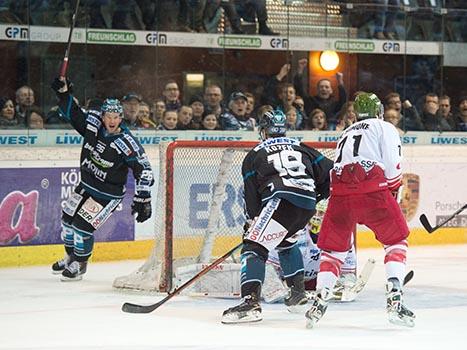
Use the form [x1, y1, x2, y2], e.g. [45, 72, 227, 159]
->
[50, 77, 154, 281]
[221, 110, 333, 324]
[305, 92, 415, 328]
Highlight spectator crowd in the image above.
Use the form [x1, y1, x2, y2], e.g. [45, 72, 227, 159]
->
[1, 59, 466, 132]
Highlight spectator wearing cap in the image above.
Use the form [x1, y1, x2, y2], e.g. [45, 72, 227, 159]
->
[189, 95, 204, 129]
[163, 80, 182, 111]
[219, 92, 256, 131]
[122, 92, 142, 128]
[0, 96, 20, 128]
[454, 96, 467, 131]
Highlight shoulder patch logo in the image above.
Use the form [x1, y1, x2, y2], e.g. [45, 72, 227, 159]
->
[114, 138, 132, 156]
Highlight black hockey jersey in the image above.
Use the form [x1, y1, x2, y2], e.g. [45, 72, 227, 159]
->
[57, 95, 153, 200]
[242, 137, 332, 220]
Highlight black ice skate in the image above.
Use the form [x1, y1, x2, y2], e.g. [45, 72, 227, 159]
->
[305, 288, 331, 329]
[386, 282, 415, 327]
[61, 261, 87, 282]
[221, 294, 262, 324]
[51, 254, 71, 274]
[284, 286, 308, 314]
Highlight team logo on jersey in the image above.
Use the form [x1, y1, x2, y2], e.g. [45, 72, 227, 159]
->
[399, 173, 419, 221]
[114, 138, 132, 155]
[124, 134, 140, 152]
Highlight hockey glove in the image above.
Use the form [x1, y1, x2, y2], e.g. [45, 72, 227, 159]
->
[51, 77, 73, 95]
[131, 196, 152, 223]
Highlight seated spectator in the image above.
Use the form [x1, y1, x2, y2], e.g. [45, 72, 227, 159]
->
[335, 101, 357, 132]
[294, 59, 347, 130]
[137, 101, 156, 128]
[234, 0, 279, 35]
[384, 92, 424, 131]
[439, 95, 457, 130]
[189, 95, 205, 129]
[204, 0, 243, 34]
[307, 108, 328, 131]
[285, 106, 298, 131]
[421, 93, 452, 132]
[26, 106, 45, 129]
[122, 93, 142, 128]
[204, 84, 224, 117]
[45, 105, 72, 129]
[152, 99, 166, 126]
[177, 105, 195, 130]
[373, 0, 400, 40]
[219, 92, 255, 130]
[0, 97, 21, 128]
[384, 108, 404, 135]
[15, 85, 37, 125]
[454, 96, 467, 131]
[244, 92, 256, 121]
[277, 83, 304, 129]
[262, 63, 290, 108]
[157, 110, 178, 130]
[201, 113, 220, 130]
[163, 80, 182, 111]
[293, 96, 306, 117]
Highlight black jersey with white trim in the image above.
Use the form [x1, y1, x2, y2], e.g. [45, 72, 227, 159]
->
[57, 95, 154, 200]
[242, 137, 332, 220]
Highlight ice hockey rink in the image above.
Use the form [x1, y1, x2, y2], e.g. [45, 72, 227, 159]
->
[1, 244, 466, 350]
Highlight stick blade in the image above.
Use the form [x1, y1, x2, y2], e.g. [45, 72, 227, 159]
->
[403, 270, 414, 286]
[122, 302, 157, 314]
[419, 214, 435, 233]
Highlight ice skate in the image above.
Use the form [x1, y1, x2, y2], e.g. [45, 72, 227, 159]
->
[305, 288, 331, 329]
[221, 294, 262, 324]
[386, 282, 415, 327]
[61, 261, 87, 282]
[284, 286, 308, 313]
[51, 254, 71, 274]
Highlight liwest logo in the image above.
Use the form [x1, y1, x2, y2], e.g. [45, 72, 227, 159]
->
[382, 42, 400, 53]
[0, 191, 40, 244]
[87, 31, 136, 43]
[5, 26, 28, 39]
[145, 32, 167, 45]
[270, 38, 288, 49]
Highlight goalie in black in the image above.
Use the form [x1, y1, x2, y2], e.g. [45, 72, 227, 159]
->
[50, 77, 154, 281]
[222, 110, 333, 324]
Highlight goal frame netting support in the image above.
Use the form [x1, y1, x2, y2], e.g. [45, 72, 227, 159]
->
[113, 140, 337, 294]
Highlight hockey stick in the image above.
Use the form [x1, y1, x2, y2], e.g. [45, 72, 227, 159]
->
[419, 204, 467, 233]
[59, 0, 81, 78]
[403, 270, 414, 286]
[121, 243, 243, 314]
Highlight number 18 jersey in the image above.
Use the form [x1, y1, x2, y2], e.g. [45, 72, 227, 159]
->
[242, 137, 333, 220]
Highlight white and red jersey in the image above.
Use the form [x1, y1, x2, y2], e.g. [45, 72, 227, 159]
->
[332, 118, 402, 193]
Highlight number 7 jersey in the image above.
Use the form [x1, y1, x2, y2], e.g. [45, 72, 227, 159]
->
[242, 137, 333, 220]
[333, 118, 402, 193]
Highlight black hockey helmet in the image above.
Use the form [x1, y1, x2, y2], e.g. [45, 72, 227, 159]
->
[258, 109, 287, 140]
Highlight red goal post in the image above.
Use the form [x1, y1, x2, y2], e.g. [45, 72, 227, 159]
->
[113, 140, 337, 293]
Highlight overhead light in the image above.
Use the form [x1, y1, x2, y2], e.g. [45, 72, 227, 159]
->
[319, 50, 340, 71]
[186, 73, 204, 87]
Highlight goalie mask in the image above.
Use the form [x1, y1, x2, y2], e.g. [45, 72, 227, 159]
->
[259, 110, 287, 141]
[354, 92, 384, 120]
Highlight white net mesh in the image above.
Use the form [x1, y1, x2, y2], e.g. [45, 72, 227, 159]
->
[113, 141, 336, 294]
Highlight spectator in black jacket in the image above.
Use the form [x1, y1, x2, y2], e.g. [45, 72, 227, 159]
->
[384, 92, 424, 131]
[421, 93, 452, 132]
[293, 59, 347, 130]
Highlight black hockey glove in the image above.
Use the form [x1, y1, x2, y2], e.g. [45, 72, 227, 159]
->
[131, 196, 152, 223]
[51, 77, 73, 95]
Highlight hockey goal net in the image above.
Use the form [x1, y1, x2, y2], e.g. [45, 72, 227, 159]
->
[113, 140, 337, 294]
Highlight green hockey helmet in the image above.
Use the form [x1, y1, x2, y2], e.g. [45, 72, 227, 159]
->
[354, 92, 384, 120]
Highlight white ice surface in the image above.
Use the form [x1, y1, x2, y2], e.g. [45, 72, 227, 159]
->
[1, 245, 467, 350]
